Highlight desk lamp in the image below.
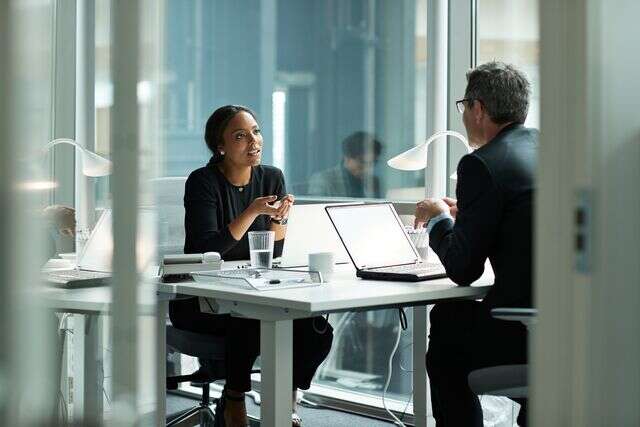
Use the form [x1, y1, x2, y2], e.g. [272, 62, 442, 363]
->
[387, 130, 471, 181]
[44, 138, 112, 176]
[44, 138, 112, 263]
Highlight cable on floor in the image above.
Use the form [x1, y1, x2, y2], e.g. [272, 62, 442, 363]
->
[381, 315, 407, 427]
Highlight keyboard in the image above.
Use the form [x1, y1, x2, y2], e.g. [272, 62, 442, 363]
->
[44, 269, 110, 288]
[357, 262, 447, 282]
[370, 262, 443, 274]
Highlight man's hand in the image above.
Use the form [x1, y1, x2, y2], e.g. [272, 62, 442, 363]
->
[414, 198, 449, 229]
[442, 197, 458, 219]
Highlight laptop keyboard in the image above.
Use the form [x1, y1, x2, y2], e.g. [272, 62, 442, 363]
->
[45, 269, 110, 284]
[370, 262, 443, 274]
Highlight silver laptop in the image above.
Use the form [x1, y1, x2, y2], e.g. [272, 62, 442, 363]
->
[325, 203, 447, 281]
[45, 209, 112, 288]
[45, 209, 156, 288]
[275, 203, 361, 268]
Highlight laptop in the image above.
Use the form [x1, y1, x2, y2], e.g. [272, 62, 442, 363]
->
[44, 209, 112, 288]
[44, 209, 156, 288]
[275, 203, 362, 268]
[325, 203, 447, 281]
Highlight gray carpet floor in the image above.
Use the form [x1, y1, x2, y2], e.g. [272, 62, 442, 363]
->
[167, 392, 400, 427]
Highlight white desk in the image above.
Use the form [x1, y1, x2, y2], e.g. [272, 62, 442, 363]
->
[43, 285, 167, 426]
[158, 265, 492, 427]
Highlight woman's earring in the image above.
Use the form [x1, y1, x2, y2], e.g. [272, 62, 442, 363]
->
[219, 150, 225, 155]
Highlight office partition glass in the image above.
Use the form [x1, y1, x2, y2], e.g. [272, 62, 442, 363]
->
[158, 0, 429, 414]
[0, 0, 59, 424]
[161, 0, 429, 202]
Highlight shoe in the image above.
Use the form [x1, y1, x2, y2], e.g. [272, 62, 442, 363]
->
[214, 388, 247, 427]
[292, 412, 303, 427]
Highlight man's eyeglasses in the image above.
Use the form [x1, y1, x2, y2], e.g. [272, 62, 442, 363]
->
[455, 98, 475, 114]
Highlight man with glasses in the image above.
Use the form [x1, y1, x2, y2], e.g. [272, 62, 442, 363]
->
[414, 62, 538, 426]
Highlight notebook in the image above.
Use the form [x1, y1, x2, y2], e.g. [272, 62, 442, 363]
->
[325, 203, 447, 282]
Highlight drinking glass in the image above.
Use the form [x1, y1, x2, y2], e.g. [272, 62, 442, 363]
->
[248, 231, 275, 268]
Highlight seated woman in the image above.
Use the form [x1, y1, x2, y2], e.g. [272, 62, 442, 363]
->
[169, 105, 333, 427]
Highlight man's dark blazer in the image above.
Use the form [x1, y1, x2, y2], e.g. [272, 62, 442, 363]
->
[429, 123, 538, 308]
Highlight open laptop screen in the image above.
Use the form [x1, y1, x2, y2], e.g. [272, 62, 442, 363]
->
[278, 203, 362, 267]
[326, 203, 419, 270]
[79, 209, 156, 272]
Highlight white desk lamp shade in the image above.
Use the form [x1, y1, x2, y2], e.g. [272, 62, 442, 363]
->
[387, 130, 471, 178]
[44, 138, 112, 177]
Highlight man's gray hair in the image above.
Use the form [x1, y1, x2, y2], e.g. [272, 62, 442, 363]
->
[465, 61, 530, 124]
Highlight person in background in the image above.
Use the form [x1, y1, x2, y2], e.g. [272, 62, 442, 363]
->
[169, 105, 333, 427]
[308, 131, 383, 198]
[42, 205, 76, 260]
[414, 62, 537, 426]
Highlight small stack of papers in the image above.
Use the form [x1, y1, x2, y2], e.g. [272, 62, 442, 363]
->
[192, 268, 322, 291]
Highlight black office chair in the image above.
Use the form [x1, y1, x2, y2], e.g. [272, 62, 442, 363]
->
[166, 324, 227, 426]
[468, 308, 537, 427]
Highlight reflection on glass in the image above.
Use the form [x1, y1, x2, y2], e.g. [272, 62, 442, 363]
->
[316, 310, 414, 400]
[161, 0, 428, 201]
[308, 132, 383, 198]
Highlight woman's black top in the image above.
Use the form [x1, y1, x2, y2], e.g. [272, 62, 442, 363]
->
[184, 158, 287, 259]
[170, 158, 286, 325]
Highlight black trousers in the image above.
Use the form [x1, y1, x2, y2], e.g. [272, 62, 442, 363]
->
[426, 301, 528, 426]
[169, 297, 333, 392]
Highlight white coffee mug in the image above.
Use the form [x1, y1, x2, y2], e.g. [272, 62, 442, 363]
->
[308, 252, 335, 283]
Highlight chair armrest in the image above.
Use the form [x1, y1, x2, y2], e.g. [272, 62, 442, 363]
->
[491, 308, 538, 327]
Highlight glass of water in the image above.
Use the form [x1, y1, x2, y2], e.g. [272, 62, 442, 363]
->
[248, 230, 275, 268]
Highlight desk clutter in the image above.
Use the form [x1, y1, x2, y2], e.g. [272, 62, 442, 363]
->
[192, 267, 323, 291]
[160, 252, 223, 282]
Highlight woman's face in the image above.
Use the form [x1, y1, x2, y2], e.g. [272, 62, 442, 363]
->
[219, 111, 263, 168]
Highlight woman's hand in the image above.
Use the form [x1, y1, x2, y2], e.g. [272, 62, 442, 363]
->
[272, 194, 295, 221]
[247, 195, 283, 218]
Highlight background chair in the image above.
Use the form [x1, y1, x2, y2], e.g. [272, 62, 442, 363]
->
[468, 308, 537, 426]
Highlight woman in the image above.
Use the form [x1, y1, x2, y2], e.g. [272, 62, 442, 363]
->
[169, 105, 333, 427]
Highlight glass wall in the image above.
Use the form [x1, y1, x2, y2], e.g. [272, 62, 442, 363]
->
[161, 0, 428, 201]
[477, 0, 540, 128]
[0, 0, 59, 424]
[160, 0, 429, 409]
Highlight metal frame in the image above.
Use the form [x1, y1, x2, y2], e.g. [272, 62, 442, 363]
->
[51, 0, 77, 208]
[446, 0, 475, 196]
[425, 0, 449, 198]
[110, 1, 141, 424]
[75, 0, 97, 231]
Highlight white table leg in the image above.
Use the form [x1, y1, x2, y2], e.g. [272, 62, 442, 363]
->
[73, 313, 104, 424]
[260, 319, 293, 427]
[413, 306, 428, 427]
[155, 300, 168, 426]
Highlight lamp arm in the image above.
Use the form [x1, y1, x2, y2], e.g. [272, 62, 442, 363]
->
[425, 130, 472, 153]
[43, 138, 85, 153]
